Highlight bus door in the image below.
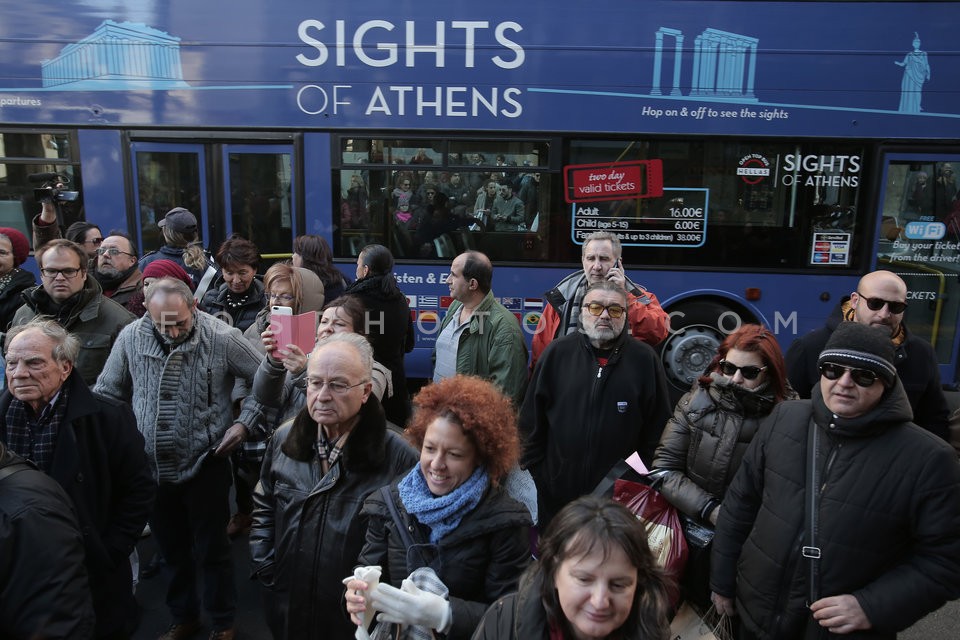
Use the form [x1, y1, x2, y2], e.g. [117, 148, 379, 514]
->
[131, 141, 295, 259]
[876, 151, 960, 385]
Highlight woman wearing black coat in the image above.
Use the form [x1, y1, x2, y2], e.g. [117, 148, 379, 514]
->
[0, 228, 36, 331]
[345, 376, 532, 640]
[345, 244, 415, 426]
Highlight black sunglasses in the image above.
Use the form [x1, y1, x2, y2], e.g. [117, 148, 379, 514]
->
[856, 292, 907, 314]
[718, 359, 766, 380]
[819, 362, 879, 387]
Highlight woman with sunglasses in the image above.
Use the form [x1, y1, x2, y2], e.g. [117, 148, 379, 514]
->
[651, 323, 795, 610]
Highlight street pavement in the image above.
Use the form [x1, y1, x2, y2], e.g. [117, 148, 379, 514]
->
[133, 531, 270, 640]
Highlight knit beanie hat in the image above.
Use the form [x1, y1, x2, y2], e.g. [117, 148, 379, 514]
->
[0, 227, 30, 266]
[143, 259, 196, 292]
[818, 321, 897, 387]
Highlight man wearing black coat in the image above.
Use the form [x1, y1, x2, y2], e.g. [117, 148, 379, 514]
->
[519, 281, 671, 530]
[0, 320, 155, 639]
[785, 269, 949, 440]
[0, 442, 95, 639]
[712, 322, 960, 639]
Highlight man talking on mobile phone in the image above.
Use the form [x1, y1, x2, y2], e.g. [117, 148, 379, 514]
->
[530, 230, 669, 370]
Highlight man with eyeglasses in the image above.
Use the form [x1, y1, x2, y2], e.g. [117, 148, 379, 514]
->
[93, 231, 143, 312]
[711, 321, 960, 639]
[519, 280, 671, 530]
[95, 277, 266, 640]
[530, 230, 669, 371]
[785, 269, 949, 441]
[10, 238, 136, 385]
[250, 332, 417, 640]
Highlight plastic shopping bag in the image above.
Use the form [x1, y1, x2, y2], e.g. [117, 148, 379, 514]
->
[612, 478, 688, 586]
[669, 602, 733, 640]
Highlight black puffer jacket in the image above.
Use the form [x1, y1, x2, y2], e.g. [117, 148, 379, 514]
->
[0, 268, 35, 331]
[249, 397, 418, 640]
[356, 479, 532, 639]
[652, 374, 791, 522]
[710, 382, 960, 639]
[0, 445, 95, 640]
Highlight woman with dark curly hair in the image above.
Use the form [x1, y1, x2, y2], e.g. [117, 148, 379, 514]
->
[200, 234, 266, 332]
[292, 234, 349, 302]
[472, 495, 673, 640]
[345, 375, 532, 640]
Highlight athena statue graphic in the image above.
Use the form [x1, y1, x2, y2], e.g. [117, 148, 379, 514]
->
[895, 32, 930, 113]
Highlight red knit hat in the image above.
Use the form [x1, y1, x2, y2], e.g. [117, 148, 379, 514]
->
[0, 227, 30, 266]
[142, 259, 196, 292]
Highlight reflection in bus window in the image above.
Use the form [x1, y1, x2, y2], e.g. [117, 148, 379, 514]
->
[877, 156, 960, 365]
[334, 138, 551, 262]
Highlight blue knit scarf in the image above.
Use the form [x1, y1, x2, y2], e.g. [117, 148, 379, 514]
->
[398, 464, 489, 544]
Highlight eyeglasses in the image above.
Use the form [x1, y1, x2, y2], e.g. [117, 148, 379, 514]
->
[40, 267, 82, 279]
[819, 362, 880, 387]
[856, 292, 907, 314]
[96, 247, 135, 258]
[582, 302, 626, 319]
[306, 378, 368, 394]
[718, 359, 767, 380]
[269, 292, 295, 303]
[83, 237, 104, 246]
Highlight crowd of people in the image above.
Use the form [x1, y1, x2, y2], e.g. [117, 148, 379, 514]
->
[1, 213, 959, 640]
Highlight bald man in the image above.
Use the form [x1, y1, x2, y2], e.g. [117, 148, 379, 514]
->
[786, 269, 949, 440]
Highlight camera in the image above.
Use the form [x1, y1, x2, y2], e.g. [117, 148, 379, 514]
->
[29, 172, 80, 203]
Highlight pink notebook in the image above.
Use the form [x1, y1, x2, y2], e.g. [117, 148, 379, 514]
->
[269, 311, 317, 355]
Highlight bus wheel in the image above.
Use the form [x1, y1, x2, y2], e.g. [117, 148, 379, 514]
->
[660, 301, 729, 395]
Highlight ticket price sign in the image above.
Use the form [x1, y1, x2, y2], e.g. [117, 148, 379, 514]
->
[571, 188, 709, 248]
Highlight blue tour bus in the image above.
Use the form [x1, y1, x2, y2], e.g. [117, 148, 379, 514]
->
[1, 0, 959, 394]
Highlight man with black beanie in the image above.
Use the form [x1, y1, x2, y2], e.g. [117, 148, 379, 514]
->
[711, 322, 960, 639]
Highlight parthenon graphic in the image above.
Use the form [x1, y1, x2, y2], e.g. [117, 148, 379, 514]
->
[651, 27, 758, 101]
[41, 20, 189, 90]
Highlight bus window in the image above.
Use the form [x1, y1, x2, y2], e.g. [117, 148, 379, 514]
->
[877, 154, 960, 369]
[0, 131, 81, 245]
[567, 139, 867, 271]
[333, 137, 552, 262]
[225, 149, 293, 256]
[134, 149, 203, 254]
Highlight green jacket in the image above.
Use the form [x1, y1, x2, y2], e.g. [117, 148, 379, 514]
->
[437, 291, 529, 405]
[11, 277, 136, 385]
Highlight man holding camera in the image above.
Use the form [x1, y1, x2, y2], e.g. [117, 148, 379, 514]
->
[785, 269, 949, 441]
[529, 230, 669, 370]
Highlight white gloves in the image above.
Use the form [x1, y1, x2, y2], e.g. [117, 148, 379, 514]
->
[370, 578, 453, 633]
[342, 565, 382, 639]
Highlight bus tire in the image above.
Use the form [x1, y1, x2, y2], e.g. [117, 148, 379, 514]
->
[659, 300, 740, 397]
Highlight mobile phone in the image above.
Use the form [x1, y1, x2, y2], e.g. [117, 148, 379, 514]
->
[271, 305, 292, 316]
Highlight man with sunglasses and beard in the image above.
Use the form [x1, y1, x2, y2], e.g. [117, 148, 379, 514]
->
[785, 269, 949, 441]
[711, 321, 960, 639]
[519, 280, 671, 530]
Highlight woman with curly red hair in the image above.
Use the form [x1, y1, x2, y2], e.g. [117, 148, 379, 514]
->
[344, 375, 532, 639]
